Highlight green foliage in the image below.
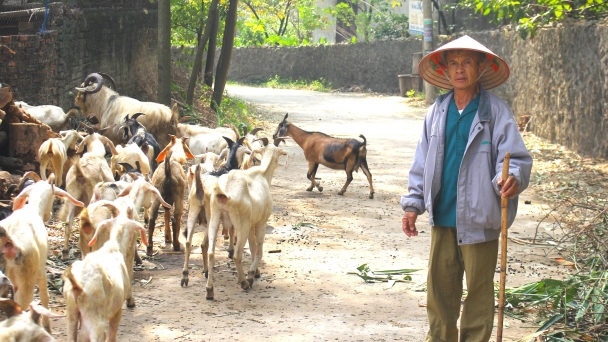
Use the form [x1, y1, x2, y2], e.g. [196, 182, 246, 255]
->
[236, 0, 328, 47]
[454, 0, 608, 39]
[347, 264, 420, 283]
[214, 94, 258, 128]
[170, 0, 229, 47]
[241, 74, 332, 92]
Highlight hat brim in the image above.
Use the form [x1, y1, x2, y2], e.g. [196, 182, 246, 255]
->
[418, 35, 510, 90]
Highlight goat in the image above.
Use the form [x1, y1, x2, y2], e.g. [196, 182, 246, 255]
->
[273, 113, 374, 199]
[62, 204, 148, 342]
[119, 112, 160, 173]
[241, 125, 264, 150]
[0, 172, 83, 332]
[175, 124, 239, 158]
[15, 101, 79, 132]
[202, 138, 288, 299]
[155, 134, 195, 165]
[147, 150, 186, 255]
[181, 137, 250, 287]
[74, 73, 178, 147]
[0, 269, 13, 299]
[0, 298, 64, 342]
[110, 144, 151, 179]
[57, 133, 118, 261]
[37, 130, 82, 187]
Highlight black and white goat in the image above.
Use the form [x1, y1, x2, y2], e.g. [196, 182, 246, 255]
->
[120, 113, 161, 173]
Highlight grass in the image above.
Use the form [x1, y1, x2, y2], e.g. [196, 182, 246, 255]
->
[231, 75, 333, 92]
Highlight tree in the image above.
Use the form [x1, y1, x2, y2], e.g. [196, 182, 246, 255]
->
[186, 0, 221, 106]
[212, 0, 239, 111]
[455, 0, 608, 39]
[158, 0, 172, 106]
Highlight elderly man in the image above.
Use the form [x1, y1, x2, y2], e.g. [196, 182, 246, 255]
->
[400, 35, 533, 341]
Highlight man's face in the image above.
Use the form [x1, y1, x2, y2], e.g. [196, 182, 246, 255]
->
[444, 50, 485, 92]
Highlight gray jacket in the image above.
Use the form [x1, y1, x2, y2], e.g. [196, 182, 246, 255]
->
[400, 87, 533, 245]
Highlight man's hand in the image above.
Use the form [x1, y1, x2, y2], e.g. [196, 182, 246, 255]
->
[402, 211, 418, 237]
[497, 175, 519, 198]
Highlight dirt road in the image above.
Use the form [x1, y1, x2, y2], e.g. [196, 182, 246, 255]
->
[47, 86, 561, 341]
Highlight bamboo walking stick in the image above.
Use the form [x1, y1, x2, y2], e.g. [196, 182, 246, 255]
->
[497, 152, 511, 342]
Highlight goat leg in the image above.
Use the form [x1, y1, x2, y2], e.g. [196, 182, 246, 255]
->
[164, 209, 172, 245]
[147, 201, 161, 256]
[172, 201, 183, 252]
[182, 204, 200, 287]
[360, 157, 374, 199]
[306, 162, 323, 192]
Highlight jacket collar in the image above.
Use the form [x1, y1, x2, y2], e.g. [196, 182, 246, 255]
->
[435, 85, 492, 122]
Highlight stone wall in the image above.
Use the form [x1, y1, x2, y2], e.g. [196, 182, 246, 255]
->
[0, 31, 59, 105]
[468, 24, 608, 159]
[0, 3, 158, 110]
[222, 37, 424, 94]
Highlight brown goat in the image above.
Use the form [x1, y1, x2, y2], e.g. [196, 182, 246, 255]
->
[273, 113, 374, 199]
[147, 150, 186, 255]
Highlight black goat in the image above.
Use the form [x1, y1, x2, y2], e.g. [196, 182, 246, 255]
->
[120, 113, 161, 173]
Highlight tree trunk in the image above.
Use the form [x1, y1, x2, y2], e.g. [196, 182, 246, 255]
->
[211, 0, 239, 111]
[186, 0, 221, 106]
[204, 6, 219, 88]
[158, 0, 172, 106]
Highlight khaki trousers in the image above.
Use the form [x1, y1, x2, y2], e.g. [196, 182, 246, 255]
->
[425, 226, 499, 342]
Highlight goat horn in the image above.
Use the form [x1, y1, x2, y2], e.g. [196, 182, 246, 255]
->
[241, 125, 248, 136]
[97, 72, 116, 91]
[254, 137, 269, 146]
[117, 162, 135, 172]
[250, 128, 263, 135]
[135, 161, 142, 173]
[97, 124, 116, 135]
[223, 136, 235, 147]
[283, 113, 288, 121]
[101, 202, 120, 218]
[131, 112, 146, 121]
[21, 171, 41, 183]
[76, 73, 103, 94]
[78, 121, 95, 135]
[273, 137, 288, 147]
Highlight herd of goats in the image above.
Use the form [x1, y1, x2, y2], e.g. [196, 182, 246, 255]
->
[0, 72, 375, 341]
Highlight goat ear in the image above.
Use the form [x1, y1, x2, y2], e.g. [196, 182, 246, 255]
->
[76, 135, 91, 153]
[128, 172, 139, 181]
[13, 186, 33, 210]
[99, 136, 119, 156]
[29, 303, 64, 323]
[118, 184, 133, 198]
[0, 298, 22, 319]
[156, 145, 170, 163]
[223, 136, 235, 147]
[237, 137, 246, 145]
[53, 187, 85, 207]
[183, 143, 195, 160]
[144, 183, 172, 209]
[126, 207, 134, 219]
[129, 221, 149, 247]
[89, 219, 111, 247]
[283, 113, 288, 122]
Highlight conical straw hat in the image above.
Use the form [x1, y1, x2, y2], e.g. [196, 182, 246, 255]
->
[418, 35, 510, 90]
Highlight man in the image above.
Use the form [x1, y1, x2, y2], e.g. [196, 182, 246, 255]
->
[400, 35, 533, 341]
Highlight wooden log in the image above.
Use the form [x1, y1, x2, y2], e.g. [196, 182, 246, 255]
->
[0, 86, 13, 108]
[8, 123, 49, 172]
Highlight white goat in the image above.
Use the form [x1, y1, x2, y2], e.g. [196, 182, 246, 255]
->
[110, 143, 151, 178]
[62, 204, 148, 342]
[37, 130, 82, 187]
[196, 139, 287, 299]
[0, 298, 64, 342]
[74, 73, 178, 147]
[57, 133, 117, 261]
[176, 123, 240, 156]
[15, 101, 79, 132]
[0, 173, 83, 332]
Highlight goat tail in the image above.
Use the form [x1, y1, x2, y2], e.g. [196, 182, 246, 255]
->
[161, 150, 174, 202]
[194, 164, 204, 201]
[62, 265, 83, 300]
[359, 134, 367, 145]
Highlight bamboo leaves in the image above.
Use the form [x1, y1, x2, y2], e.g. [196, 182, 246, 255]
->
[347, 264, 420, 286]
